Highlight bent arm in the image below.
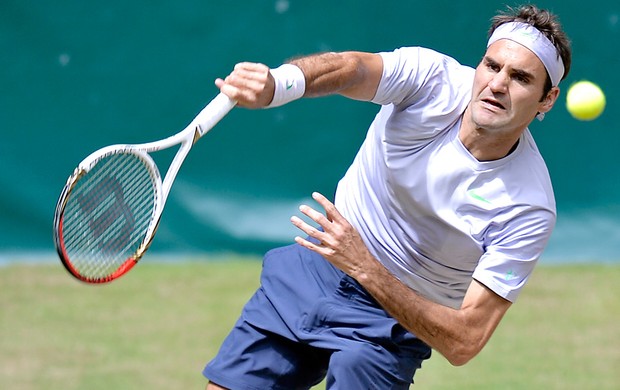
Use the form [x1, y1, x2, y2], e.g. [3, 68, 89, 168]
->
[290, 51, 383, 101]
[357, 261, 512, 366]
[292, 192, 513, 366]
[215, 52, 383, 108]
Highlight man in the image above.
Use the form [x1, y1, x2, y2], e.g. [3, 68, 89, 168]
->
[204, 4, 572, 389]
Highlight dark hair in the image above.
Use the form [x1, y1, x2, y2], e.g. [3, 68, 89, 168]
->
[489, 4, 572, 98]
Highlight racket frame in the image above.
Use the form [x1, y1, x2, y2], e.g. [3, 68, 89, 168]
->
[53, 93, 235, 283]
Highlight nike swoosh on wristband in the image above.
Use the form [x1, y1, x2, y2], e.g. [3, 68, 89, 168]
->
[286, 82, 294, 90]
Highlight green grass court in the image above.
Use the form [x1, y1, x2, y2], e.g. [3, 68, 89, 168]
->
[1, 259, 618, 389]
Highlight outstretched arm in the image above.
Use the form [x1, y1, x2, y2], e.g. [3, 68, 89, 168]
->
[215, 51, 383, 108]
[291, 192, 513, 366]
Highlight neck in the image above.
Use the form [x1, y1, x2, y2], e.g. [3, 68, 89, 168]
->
[459, 106, 523, 161]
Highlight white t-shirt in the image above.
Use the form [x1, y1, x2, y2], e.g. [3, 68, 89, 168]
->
[334, 47, 556, 309]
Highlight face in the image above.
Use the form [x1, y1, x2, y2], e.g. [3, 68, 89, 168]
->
[467, 39, 559, 135]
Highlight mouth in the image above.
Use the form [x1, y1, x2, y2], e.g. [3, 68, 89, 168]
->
[481, 97, 506, 110]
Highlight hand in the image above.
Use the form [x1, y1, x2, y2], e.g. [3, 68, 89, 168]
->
[215, 62, 275, 108]
[290, 192, 374, 279]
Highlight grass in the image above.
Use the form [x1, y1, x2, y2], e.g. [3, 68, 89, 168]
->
[1, 258, 618, 389]
[415, 263, 620, 389]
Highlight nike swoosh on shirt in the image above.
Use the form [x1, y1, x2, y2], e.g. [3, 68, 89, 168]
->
[467, 189, 492, 205]
[505, 269, 517, 281]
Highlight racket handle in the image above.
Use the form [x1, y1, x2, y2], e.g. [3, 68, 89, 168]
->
[195, 93, 237, 138]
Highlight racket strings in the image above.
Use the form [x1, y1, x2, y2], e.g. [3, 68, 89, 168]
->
[60, 152, 159, 279]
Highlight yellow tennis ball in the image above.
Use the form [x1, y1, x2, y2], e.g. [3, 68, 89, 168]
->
[566, 81, 606, 121]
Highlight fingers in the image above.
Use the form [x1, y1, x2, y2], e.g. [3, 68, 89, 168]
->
[290, 194, 329, 247]
[290, 214, 322, 250]
[299, 202, 331, 226]
[310, 192, 334, 221]
[290, 215, 335, 258]
[310, 192, 349, 227]
[290, 213, 327, 242]
[215, 62, 275, 108]
[294, 234, 327, 254]
[290, 192, 344, 245]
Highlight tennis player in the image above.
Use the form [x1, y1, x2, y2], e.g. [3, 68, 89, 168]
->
[205, 4, 572, 389]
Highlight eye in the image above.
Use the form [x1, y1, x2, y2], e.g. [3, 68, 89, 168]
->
[512, 73, 530, 84]
[486, 62, 500, 72]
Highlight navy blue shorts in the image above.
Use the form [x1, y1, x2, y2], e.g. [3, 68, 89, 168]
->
[203, 243, 431, 390]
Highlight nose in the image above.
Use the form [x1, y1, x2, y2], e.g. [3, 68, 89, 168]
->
[488, 71, 509, 93]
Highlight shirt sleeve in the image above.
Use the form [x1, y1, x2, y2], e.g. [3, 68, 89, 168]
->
[372, 46, 434, 106]
[472, 208, 556, 303]
[370, 46, 475, 141]
[372, 47, 474, 104]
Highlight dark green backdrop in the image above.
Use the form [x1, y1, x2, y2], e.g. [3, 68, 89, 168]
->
[1, 0, 618, 262]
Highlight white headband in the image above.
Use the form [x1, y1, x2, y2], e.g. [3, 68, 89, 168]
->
[487, 22, 564, 87]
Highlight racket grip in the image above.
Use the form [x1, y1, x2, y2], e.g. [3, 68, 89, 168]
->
[195, 93, 237, 138]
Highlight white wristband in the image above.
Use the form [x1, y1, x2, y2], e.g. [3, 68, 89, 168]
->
[266, 64, 306, 108]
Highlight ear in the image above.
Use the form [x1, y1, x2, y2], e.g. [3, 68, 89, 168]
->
[538, 86, 560, 115]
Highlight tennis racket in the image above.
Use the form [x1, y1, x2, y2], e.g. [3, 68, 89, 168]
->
[53, 92, 236, 284]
